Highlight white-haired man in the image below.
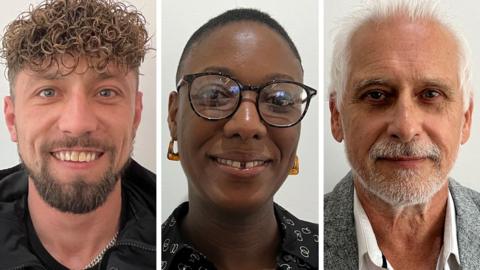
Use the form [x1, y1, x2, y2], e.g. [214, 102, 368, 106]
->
[325, 1, 479, 269]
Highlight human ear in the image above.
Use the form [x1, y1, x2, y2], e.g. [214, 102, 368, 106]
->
[329, 94, 344, 142]
[133, 91, 143, 132]
[168, 91, 179, 139]
[460, 98, 473, 144]
[4, 96, 17, 142]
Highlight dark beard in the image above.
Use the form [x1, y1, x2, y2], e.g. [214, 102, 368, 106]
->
[21, 136, 129, 214]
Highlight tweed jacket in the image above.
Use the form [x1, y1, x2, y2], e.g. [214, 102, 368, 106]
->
[324, 172, 480, 270]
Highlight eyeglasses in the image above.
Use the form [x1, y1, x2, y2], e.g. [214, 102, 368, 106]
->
[176, 72, 317, 128]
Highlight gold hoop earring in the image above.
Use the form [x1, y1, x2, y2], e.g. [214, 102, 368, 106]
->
[167, 139, 180, 161]
[289, 156, 299, 175]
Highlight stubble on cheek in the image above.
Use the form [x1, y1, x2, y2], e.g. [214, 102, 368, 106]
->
[18, 135, 132, 214]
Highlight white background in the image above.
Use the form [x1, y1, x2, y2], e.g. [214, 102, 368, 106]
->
[161, 0, 319, 223]
[0, 0, 156, 173]
[324, 0, 480, 193]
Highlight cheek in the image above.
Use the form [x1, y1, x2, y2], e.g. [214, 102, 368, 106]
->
[270, 126, 300, 160]
[425, 116, 463, 163]
[15, 109, 49, 146]
[176, 93, 224, 151]
[14, 112, 52, 166]
[342, 111, 384, 160]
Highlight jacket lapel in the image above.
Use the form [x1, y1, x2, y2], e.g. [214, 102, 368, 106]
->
[324, 172, 358, 269]
[449, 180, 480, 269]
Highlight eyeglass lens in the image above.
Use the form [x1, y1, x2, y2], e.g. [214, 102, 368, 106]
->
[189, 74, 309, 126]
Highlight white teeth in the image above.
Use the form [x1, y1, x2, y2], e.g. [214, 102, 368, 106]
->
[216, 158, 265, 169]
[78, 152, 86, 162]
[71, 151, 79, 161]
[246, 161, 263, 168]
[53, 151, 99, 162]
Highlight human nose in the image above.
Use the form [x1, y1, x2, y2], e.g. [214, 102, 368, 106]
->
[223, 94, 267, 140]
[386, 95, 422, 142]
[57, 92, 98, 136]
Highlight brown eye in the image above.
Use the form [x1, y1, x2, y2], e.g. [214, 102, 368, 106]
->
[367, 91, 384, 100]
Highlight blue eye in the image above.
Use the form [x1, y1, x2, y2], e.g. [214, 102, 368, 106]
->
[98, 89, 115, 97]
[421, 89, 441, 99]
[39, 89, 56, 97]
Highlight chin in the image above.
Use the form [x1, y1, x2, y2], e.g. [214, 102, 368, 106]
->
[213, 193, 272, 214]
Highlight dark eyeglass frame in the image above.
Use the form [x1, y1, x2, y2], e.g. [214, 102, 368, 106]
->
[176, 72, 317, 128]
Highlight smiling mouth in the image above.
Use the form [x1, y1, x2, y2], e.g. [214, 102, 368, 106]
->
[214, 157, 268, 169]
[51, 151, 102, 162]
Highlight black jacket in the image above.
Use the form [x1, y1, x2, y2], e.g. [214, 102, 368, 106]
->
[0, 159, 156, 270]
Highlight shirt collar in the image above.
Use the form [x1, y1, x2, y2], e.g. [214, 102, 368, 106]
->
[354, 187, 461, 270]
[354, 188, 389, 269]
[437, 191, 461, 270]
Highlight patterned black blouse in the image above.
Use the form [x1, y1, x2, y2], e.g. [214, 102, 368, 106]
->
[161, 202, 318, 270]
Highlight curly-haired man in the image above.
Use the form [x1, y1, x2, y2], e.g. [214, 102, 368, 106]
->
[0, 0, 155, 269]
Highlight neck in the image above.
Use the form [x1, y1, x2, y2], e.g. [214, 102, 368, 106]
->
[354, 178, 448, 270]
[182, 198, 280, 270]
[28, 178, 122, 270]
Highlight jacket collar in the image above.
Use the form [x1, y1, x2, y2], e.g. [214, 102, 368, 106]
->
[325, 172, 480, 270]
[0, 159, 156, 269]
[324, 171, 359, 270]
[449, 180, 480, 269]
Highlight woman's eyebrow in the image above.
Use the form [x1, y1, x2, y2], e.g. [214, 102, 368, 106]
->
[201, 66, 296, 82]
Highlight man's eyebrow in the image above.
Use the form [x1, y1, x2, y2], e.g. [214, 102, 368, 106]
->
[352, 78, 389, 91]
[33, 70, 63, 80]
[420, 79, 456, 95]
[32, 70, 120, 81]
[96, 71, 121, 80]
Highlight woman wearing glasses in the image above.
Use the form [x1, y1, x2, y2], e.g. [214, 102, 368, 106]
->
[162, 8, 318, 270]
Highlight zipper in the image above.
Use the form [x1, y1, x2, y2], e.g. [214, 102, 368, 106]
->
[113, 240, 156, 252]
[96, 240, 156, 269]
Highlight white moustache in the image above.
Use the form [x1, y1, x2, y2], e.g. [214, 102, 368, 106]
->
[369, 140, 441, 162]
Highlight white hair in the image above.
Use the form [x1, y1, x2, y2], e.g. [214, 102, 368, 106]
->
[329, 0, 473, 111]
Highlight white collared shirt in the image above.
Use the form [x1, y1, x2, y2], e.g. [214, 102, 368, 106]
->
[354, 188, 461, 270]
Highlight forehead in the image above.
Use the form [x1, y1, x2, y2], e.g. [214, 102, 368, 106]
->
[13, 58, 137, 86]
[348, 17, 460, 89]
[181, 21, 302, 83]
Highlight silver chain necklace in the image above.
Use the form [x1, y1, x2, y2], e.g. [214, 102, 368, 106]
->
[83, 231, 119, 269]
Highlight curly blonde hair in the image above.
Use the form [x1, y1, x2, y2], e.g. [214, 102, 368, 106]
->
[1, 0, 150, 86]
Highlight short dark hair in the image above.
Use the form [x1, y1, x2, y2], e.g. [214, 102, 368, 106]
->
[175, 8, 302, 82]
